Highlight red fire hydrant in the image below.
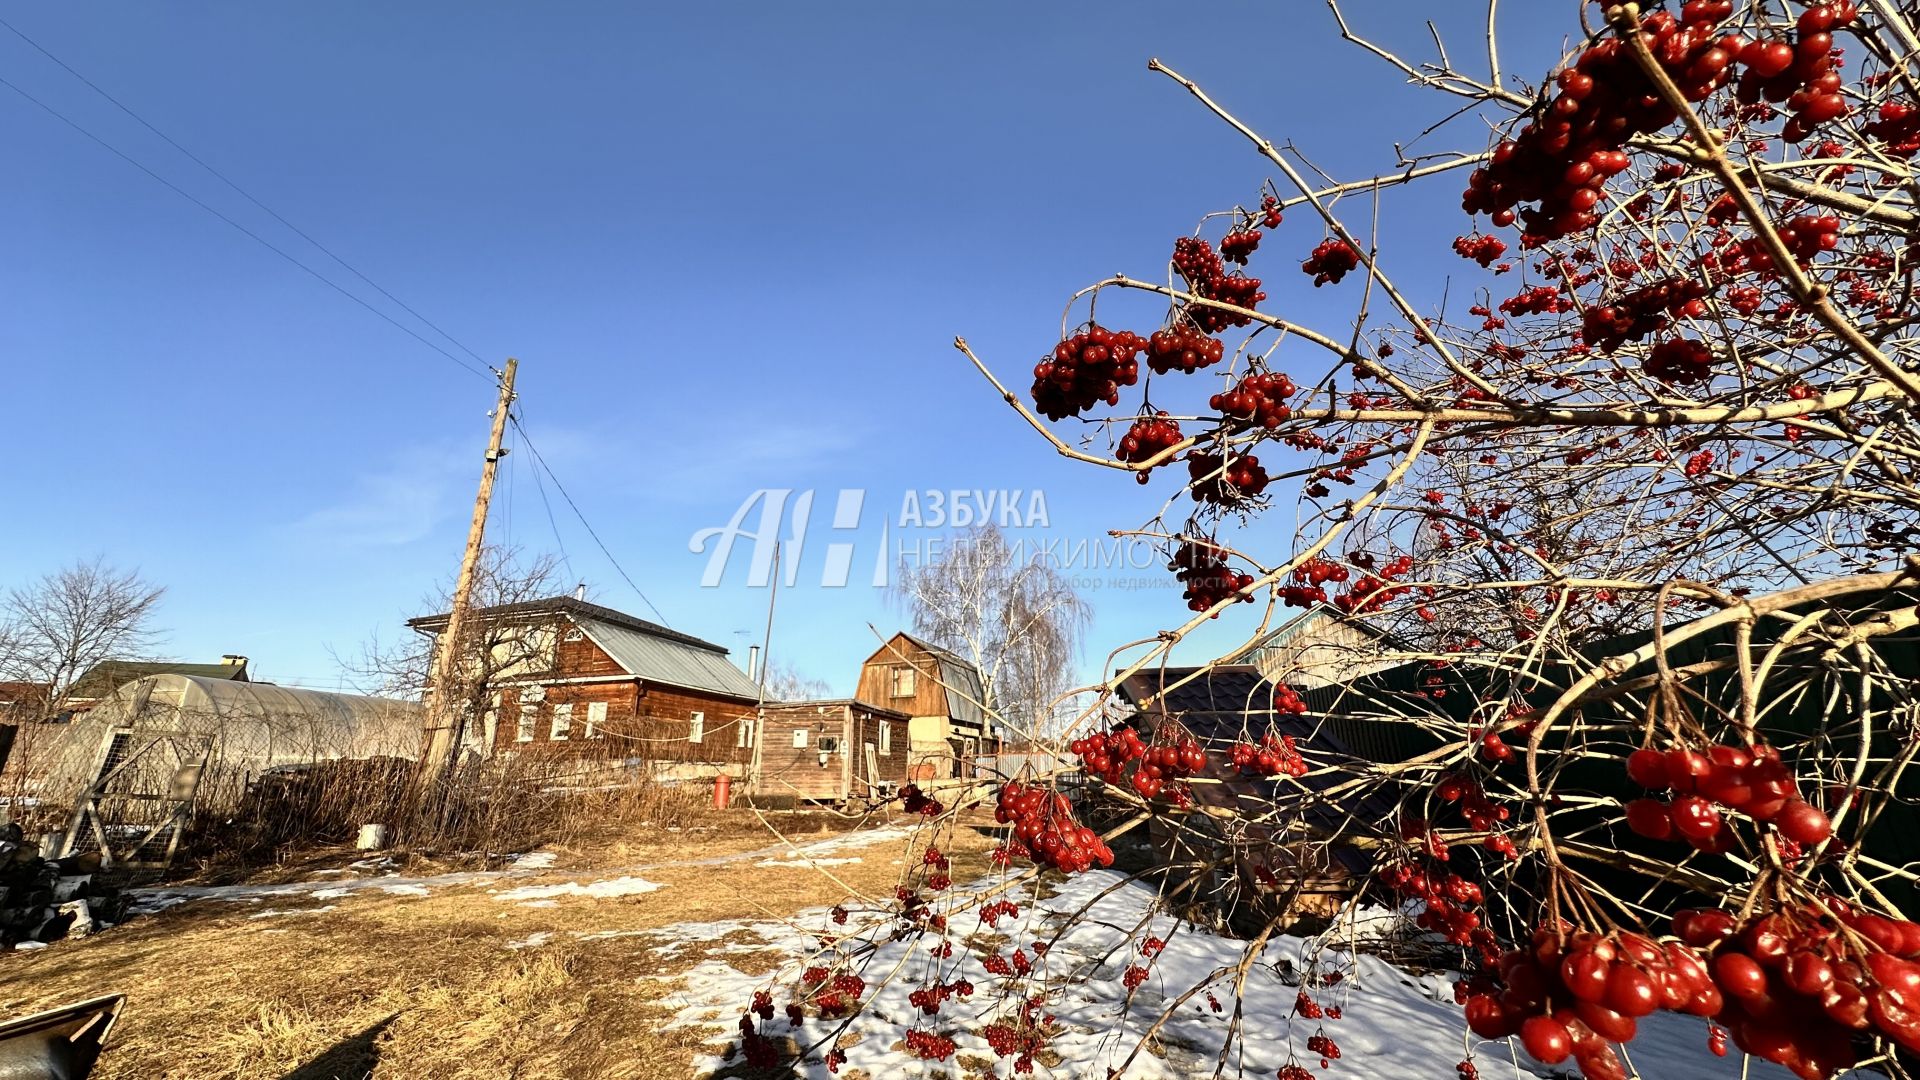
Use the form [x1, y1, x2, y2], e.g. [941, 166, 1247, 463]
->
[713, 774, 732, 809]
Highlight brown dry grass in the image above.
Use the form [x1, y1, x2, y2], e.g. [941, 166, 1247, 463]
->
[0, 808, 1001, 1080]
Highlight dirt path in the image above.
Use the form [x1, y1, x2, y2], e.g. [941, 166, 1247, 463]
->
[0, 816, 989, 1079]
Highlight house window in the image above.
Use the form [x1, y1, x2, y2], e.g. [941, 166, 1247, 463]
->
[879, 723, 892, 756]
[688, 711, 705, 744]
[792, 728, 808, 749]
[889, 665, 916, 698]
[516, 704, 537, 743]
[550, 702, 572, 741]
[585, 701, 607, 739]
[736, 717, 754, 748]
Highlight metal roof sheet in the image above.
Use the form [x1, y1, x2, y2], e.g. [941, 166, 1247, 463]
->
[576, 618, 762, 701]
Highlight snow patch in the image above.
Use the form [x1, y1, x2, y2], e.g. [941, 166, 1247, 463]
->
[496, 876, 665, 903]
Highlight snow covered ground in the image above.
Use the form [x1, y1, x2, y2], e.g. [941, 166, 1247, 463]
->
[639, 869, 1858, 1080]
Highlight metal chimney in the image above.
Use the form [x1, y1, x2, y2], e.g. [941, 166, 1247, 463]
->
[747, 645, 761, 682]
[573, 582, 587, 601]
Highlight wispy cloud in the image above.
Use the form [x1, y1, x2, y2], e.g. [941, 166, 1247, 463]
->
[283, 443, 470, 549]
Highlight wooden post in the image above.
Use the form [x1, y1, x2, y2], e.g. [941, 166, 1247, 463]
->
[418, 358, 518, 792]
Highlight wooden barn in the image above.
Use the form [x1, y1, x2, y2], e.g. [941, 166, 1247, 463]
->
[750, 700, 911, 804]
[853, 633, 990, 781]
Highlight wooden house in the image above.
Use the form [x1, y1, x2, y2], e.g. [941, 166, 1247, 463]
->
[407, 596, 764, 779]
[853, 633, 990, 781]
[751, 700, 911, 804]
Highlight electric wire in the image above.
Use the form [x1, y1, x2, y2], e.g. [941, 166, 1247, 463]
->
[509, 414, 670, 627]
[0, 71, 491, 380]
[0, 15, 496, 374]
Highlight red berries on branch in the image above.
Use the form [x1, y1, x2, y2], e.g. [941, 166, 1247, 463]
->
[1220, 227, 1262, 264]
[1031, 325, 1146, 420]
[1452, 233, 1508, 268]
[1145, 323, 1226, 374]
[1302, 238, 1360, 286]
[1172, 236, 1267, 332]
[1621, 742, 1832, 851]
[1210, 371, 1297, 428]
[1172, 539, 1255, 612]
[1187, 450, 1271, 504]
[1069, 724, 1206, 799]
[992, 781, 1113, 874]
[1733, 4, 1858, 143]
[1229, 732, 1309, 777]
[1643, 337, 1714, 385]
[1116, 413, 1183, 482]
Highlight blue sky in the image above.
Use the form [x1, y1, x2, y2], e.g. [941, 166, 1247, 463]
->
[1, 3, 1572, 697]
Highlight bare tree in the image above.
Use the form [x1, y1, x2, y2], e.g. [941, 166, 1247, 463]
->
[0, 558, 166, 714]
[337, 547, 565, 757]
[891, 523, 1089, 744]
[760, 659, 830, 703]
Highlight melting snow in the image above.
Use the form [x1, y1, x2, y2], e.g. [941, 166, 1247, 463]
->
[495, 876, 665, 903]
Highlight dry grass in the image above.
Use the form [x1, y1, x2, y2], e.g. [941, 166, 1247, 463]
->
[0, 808, 1001, 1080]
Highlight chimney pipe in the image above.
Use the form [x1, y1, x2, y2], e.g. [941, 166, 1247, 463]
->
[747, 645, 761, 682]
[573, 582, 586, 601]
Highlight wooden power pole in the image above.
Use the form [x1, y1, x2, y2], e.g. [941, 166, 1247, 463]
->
[418, 357, 518, 791]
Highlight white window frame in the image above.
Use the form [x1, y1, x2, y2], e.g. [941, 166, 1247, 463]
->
[584, 701, 607, 740]
[516, 703, 537, 743]
[879, 722, 892, 756]
[890, 665, 916, 698]
[736, 717, 754, 748]
[688, 711, 705, 744]
[550, 702, 572, 741]
[792, 728, 808, 749]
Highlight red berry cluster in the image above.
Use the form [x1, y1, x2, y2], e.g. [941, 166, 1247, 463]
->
[1070, 725, 1205, 799]
[1145, 323, 1226, 374]
[1377, 861, 1487, 947]
[908, 978, 974, 1017]
[1332, 554, 1416, 614]
[1173, 236, 1267, 332]
[1622, 743, 1832, 852]
[1273, 684, 1307, 715]
[1452, 233, 1508, 268]
[982, 1009, 1052, 1075]
[1732, 3, 1858, 144]
[1676, 898, 1920, 1076]
[1462, 6, 1747, 243]
[993, 781, 1114, 873]
[1211, 371, 1296, 428]
[1643, 337, 1713, 385]
[978, 899, 1020, 928]
[900, 783, 944, 816]
[1031, 325, 1146, 421]
[1301, 238, 1360, 286]
[1464, 926, 1715, 1080]
[1278, 1066, 1314, 1080]
[1580, 277, 1707, 352]
[1187, 450, 1271, 504]
[1117, 413, 1183, 482]
[1281, 557, 1347, 608]
[1434, 771, 1510, 832]
[1865, 98, 1920, 155]
[1172, 539, 1254, 613]
[1304, 1032, 1342, 1065]
[1220, 227, 1262, 264]
[1230, 732, 1308, 777]
[904, 1030, 957, 1061]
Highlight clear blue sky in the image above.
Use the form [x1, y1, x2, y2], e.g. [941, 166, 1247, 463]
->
[1, 3, 1571, 697]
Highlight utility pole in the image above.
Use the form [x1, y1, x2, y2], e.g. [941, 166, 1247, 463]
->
[418, 358, 518, 795]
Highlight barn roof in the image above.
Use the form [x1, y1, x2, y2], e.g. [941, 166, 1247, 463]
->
[896, 633, 989, 731]
[66, 659, 248, 701]
[409, 595, 763, 702]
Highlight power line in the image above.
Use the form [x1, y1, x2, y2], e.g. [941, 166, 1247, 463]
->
[509, 414, 670, 627]
[0, 15, 495, 374]
[517, 402, 576, 578]
[0, 71, 491, 380]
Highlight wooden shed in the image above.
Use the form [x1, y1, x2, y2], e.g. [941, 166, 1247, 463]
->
[750, 700, 911, 804]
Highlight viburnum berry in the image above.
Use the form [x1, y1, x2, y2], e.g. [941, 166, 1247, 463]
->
[1644, 337, 1713, 385]
[1145, 322, 1226, 374]
[1211, 370, 1296, 428]
[1187, 450, 1270, 504]
[1117, 413, 1183, 482]
[1171, 538, 1254, 613]
[1220, 226, 1262, 264]
[1302, 238, 1360, 285]
[1031, 325, 1147, 421]
[1173, 236, 1267, 331]
[992, 780, 1113, 873]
